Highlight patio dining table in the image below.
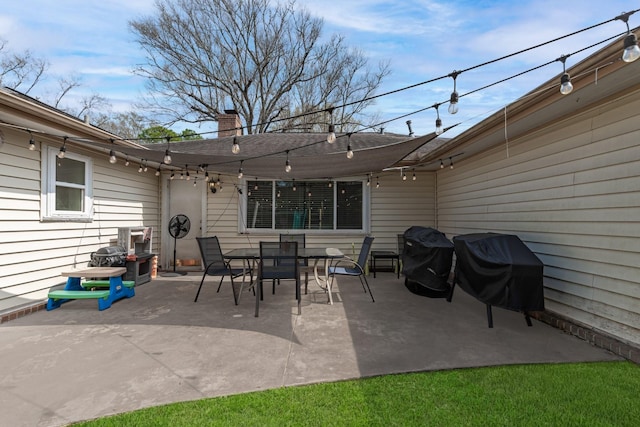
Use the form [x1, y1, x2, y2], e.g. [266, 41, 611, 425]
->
[224, 247, 344, 306]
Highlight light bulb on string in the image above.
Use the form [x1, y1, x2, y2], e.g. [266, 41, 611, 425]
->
[155, 166, 161, 177]
[449, 157, 454, 169]
[124, 156, 130, 167]
[143, 160, 148, 172]
[412, 169, 417, 181]
[440, 159, 444, 169]
[138, 163, 143, 173]
[232, 136, 240, 154]
[107, 139, 117, 164]
[170, 171, 175, 180]
[558, 55, 573, 95]
[28, 132, 36, 151]
[434, 104, 443, 135]
[326, 107, 336, 143]
[285, 150, 292, 173]
[238, 161, 244, 179]
[617, 12, 640, 63]
[448, 71, 460, 114]
[163, 137, 172, 164]
[193, 177, 197, 187]
[366, 175, 371, 186]
[205, 171, 210, 182]
[57, 137, 67, 159]
[346, 134, 354, 159]
[376, 176, 380, 189]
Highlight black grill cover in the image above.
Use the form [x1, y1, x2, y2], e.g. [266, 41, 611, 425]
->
[402, 226, 454, 295]
[453, 233, 544, 311]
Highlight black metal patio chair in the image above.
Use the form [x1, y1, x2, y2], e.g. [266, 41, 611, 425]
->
[328, 236, 375, 302]
[256, 241, 300, 317]
[194, 236, 251, 305]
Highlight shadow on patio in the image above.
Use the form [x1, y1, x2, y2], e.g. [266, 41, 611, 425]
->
[0, 272, 621, 427]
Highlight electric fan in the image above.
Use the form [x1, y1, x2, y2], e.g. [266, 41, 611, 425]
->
[167, 214, 190, 276]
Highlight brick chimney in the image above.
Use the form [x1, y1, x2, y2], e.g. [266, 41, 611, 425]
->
[217, 109, 242, 138]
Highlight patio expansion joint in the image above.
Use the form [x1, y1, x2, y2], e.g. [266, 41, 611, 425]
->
[280, 314, 302, 387]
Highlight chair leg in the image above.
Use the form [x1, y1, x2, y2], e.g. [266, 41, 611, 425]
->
[255, 278, 261, 317]
[296, 278, 301, 315]
[230, 276, 239, 305]
[194, 272, 207, 302]
[360, 275, 375, 302]
[304, 272, 309, 294]
[217, 276, 224, 293]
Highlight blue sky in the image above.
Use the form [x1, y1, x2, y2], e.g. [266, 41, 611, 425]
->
[1, 0, 637, 137]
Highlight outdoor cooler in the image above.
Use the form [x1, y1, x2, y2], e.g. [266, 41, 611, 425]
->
[452, 232, 545, 327]
[401, 226, 454, 298]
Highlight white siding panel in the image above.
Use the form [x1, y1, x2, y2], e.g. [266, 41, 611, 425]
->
[0, 136, 160, 313]
[437, 91, 640, 346]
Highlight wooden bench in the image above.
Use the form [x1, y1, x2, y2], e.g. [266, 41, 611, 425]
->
[47, 267, 133, 311]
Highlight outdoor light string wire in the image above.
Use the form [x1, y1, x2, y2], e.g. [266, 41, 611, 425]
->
[1, 9, 638, 176]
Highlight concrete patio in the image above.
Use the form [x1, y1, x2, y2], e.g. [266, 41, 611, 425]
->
[0, 272, 621, 427]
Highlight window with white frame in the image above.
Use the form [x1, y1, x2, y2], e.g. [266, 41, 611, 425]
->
[242, 179, 366, 232]
[42, 145, 93, 220]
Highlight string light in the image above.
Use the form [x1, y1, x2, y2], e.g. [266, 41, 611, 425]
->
[124, 156, 130, 167]
[326, 108, 336, 143]
[163, 137, 172, 164]
[434, 104, 443, 135]
[440, 159, 444, 169]
[617, 11, 640, 63]
[57, 137, 67, 159]
[205, 170, 210, 182]
[366, 175, 371, 186]
[346, 134, 354, 159]
[238, 160, 244, 179]
[232, 136, 240, 154]
[5, 9, 640, 172]
[28, 131, 36, 151]
[558, 55, 573, 95]
[448, 71, 460, 114]
[412, 169, 417, 181]
[285, 150, 292, 173]
[170, 171, 175, 180]
[406, 120, 414, 137]
[108, 139, 117, 164]
[155, 166, 161, 176]
[449, 157, 454, 169]
[138, 162, 144, 173]
[193, 177, 197, 187]
[376, 176, 380, 188]
[402, 171, 407, 181]
[143, 160, 148, 172]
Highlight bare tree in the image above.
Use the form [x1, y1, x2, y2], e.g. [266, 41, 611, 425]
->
[94, 111, 155, 139]
[0, 39, 47, 94]
[130, 0, 390, 134]
[1, 39, 113, 121]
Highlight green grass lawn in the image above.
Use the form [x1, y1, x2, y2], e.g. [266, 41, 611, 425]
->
[73, 361, 639, 426]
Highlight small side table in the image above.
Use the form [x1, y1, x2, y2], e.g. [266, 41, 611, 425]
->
[370, 251, 400, 278]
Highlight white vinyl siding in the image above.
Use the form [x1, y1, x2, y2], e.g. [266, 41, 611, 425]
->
[436, 91, 640, 347]
[0, 132, 160, 312]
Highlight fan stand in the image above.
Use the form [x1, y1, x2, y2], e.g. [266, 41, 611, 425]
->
[162, 234, 188, 277]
